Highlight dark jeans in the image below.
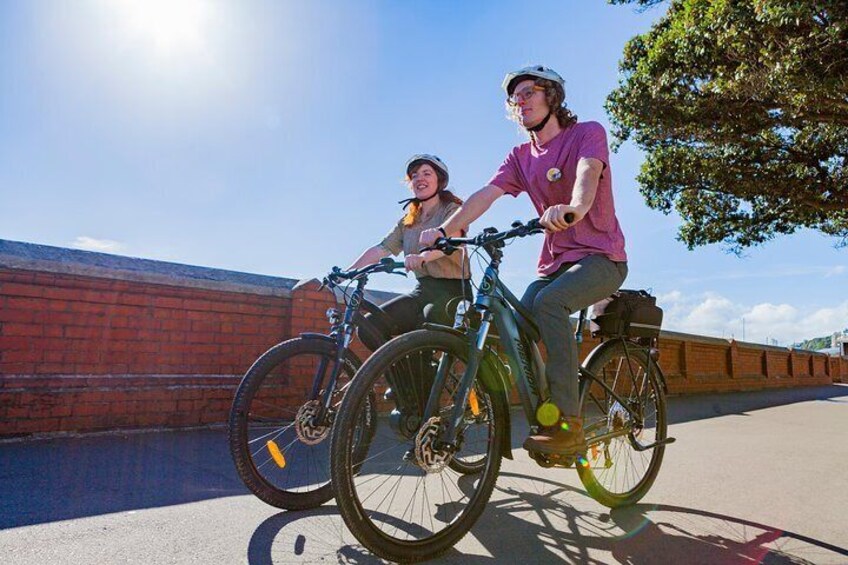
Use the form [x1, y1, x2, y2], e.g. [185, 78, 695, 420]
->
[360, 276, 472, 351]
[520, 255, 628, 416]
[360, 277, 472, 418]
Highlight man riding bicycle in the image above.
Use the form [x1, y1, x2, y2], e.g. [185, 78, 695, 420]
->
[420, 65, 628, 455]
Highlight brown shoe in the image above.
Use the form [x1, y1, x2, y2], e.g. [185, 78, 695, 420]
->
[523, 417, 586, 455]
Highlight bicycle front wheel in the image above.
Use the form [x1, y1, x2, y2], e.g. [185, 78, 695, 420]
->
[577, 340, 667, 508]
[330, 329, 506, 563]
[228, 336, 371, 510]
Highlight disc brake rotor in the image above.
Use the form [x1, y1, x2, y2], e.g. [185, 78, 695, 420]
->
[414, 416, 453, 473]
[295, 400, 330, 445]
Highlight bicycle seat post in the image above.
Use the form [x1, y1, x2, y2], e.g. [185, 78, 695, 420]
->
[575, 308, 586, 344]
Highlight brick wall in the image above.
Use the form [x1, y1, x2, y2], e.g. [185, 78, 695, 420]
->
[1, 239, 844, 438]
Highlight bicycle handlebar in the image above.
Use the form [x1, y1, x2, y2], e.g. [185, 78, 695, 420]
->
[324, 258, 406, 286]
[422, 215, 574, 254]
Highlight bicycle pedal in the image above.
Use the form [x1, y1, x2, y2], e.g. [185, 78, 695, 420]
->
[530, 451, 574, 469]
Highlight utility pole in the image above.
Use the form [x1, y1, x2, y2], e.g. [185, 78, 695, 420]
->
[742, 317, 746, 342]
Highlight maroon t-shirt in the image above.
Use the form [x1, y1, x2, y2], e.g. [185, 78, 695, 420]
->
[488, 121, 627, 275]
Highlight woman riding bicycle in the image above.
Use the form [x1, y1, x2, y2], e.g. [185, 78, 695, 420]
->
[420, 66, 628, 455]
[348, 154, 472, 350]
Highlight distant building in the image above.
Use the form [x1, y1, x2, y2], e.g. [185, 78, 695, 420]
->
[817, 331, 848, 357]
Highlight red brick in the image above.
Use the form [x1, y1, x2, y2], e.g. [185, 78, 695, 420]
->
[152, 297, 184, 309]
[2, 349, 43, 363]
[0, 270, 36, 284]
[0, 283, 45, 297]
[0, 336, 37, 350]
[64, 326, 104, 339]
[2, 323, 43, 337]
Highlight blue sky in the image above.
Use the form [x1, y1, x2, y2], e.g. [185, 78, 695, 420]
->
[1, 0, 846, 346]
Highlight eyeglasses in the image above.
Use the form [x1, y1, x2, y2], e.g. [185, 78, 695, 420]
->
[507, 85, 544, 106]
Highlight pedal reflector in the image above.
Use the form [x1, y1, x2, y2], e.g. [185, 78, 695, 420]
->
[267, 440, 286, 468]
[468, 389, 480, 416]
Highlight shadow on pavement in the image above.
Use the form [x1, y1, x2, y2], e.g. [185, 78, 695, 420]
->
[2, 385, 844, 532]
[665, 384, 848, 425]
[246, 472, 848, 564]
[0, 428, 246, 529]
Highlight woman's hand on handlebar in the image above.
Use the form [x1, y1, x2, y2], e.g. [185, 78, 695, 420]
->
[540, 204, 581, 233]
[404, 253, 426, 272]
[419, 227, 442, 248]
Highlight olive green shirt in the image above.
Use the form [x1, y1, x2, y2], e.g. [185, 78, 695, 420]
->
[379, 200, 471, 280]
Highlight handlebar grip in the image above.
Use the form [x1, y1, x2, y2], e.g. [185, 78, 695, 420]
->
[527, 213, 575, 230]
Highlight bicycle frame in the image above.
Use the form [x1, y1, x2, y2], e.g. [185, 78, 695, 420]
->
[422, 240, 657, 452]
[304, 262, 404, 424]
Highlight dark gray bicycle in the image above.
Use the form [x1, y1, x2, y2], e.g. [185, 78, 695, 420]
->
[228, 259, 406, 510]
[330, 219, 676, 562]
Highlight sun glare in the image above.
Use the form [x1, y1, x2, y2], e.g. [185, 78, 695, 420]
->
[116, 0, 211, 57]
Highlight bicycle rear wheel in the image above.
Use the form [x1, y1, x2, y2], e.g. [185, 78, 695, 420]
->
[330, 329, 506, 563]
[577, 340, 667, 508]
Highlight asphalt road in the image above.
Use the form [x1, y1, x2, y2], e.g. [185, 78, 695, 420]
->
[2, 385, 847, 564]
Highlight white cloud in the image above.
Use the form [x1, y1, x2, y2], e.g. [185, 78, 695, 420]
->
[658, 291, 848, 346]
[676, 265, 848, 284]
[71, 236, 125, 253]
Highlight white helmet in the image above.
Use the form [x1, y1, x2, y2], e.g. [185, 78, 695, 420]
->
[502, 65, 565, 96]
[405, 154, 449, 185]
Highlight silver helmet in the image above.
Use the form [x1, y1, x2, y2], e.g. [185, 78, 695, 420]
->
[405, 154, 449, 185]
[502, 65, 565, 96]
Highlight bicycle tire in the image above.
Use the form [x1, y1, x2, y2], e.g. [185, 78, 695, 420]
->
[330, 329, 506, 563]
[577, 339, 667, 508]
[228, 336, 372, 510]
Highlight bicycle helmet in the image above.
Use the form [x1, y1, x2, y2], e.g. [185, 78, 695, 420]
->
[502, 65, 565, 96]
[405, 154, 449, 185]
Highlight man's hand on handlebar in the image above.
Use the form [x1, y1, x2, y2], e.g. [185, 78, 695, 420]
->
[540, 204, 581, 233]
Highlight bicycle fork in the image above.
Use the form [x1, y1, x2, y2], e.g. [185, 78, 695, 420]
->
[421, 315, 492, 452]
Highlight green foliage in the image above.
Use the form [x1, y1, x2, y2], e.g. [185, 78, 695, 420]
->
[796, 335, 831, 350]
[607, 0, 848, 252]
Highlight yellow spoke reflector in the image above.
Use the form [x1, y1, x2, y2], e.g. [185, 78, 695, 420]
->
[267, 440, 286, 468]
[468, 389, 480, 416]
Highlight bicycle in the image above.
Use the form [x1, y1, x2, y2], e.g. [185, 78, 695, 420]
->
[329, 219, 676, 562]
[228, 258, 407, 510]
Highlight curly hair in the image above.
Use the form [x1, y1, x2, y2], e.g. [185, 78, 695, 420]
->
[506, 77, 577, 135]
[401, 163, 462, 227]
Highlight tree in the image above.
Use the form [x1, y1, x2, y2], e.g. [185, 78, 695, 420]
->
[607, 0, 848, 251]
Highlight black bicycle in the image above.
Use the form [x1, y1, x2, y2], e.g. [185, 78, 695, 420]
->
[228, 258, 407, 510]
[330, 219, 675, 562]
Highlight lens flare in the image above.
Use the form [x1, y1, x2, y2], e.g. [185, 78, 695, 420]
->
[536, 401, 560, 427]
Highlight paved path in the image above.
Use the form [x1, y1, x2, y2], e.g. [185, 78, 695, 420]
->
[2, 385, 847, 564]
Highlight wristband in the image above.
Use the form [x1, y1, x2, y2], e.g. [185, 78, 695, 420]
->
[437, 227, 447, 238]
